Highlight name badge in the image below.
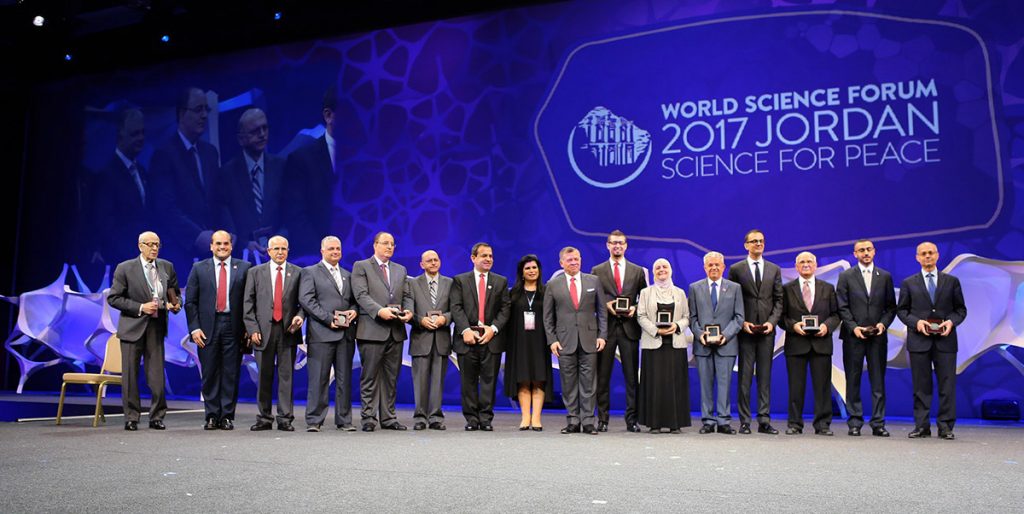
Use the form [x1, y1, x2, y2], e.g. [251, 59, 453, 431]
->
[523, 311, 536, 331]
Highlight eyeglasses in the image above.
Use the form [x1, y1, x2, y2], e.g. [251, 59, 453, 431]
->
[745, 239, 764, 245]
[269, 246, 288, 252]
[608, 241, 626, 246]
[187, 105, 212, 114]
[140, 242, 161, 248]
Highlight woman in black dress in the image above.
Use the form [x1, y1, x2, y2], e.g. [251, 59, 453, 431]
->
[637, 258, 692, 433]
[504, 254, 553, 430]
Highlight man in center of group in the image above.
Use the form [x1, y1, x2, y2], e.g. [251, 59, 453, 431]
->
[408, 250, 454, 431]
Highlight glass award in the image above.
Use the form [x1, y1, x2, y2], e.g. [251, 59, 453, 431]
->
[655, 310, 673, 328]
[705, 324, 722, 344]
[334, 310, 350, 328]
[614, 296, 631, 315]
[801, 315, 819, 331]
[926, 318, 944, 335]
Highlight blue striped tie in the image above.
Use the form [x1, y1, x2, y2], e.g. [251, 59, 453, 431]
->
[251, 165, 263, 215]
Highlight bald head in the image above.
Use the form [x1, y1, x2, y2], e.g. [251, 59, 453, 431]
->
[237, 107, 268, 158]
[420, 250, 441, 276]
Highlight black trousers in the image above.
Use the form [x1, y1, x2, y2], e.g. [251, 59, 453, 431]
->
[843, 336, 887, 429]
[786, 350, 832, 431]
[909, 347, 957, 433]
[596, 321, 639, 425]
[120, 321, 167, 422]
[737, 331, 774, 425]
[254, 322, 296, 425]
[198, 313, 241, 421]
[457, 346, 500, 425]
[357, 337, 403, 427]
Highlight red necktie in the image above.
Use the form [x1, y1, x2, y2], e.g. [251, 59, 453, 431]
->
[216, 261, 227, 312]
[613, 262, 622, 295]
[477, 273, 486, 323]
[273, 265, 284, 322]
[570, 276, 579, 310]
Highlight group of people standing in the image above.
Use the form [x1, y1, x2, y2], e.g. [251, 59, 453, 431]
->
[106, 228, 966, 440]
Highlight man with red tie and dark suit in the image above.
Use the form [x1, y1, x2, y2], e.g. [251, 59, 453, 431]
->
[450, 242, 511, 431]
[897, 242, 967, 440]
[185, 230, 252, 430]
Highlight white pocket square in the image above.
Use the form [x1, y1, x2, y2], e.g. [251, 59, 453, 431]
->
[586, 288, 595, 292]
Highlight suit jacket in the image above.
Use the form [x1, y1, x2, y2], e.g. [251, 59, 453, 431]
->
[781, 278, 840, 356]
[184, 257, 252, 343]
[107, 257, 180, 342]
[407, 274, 454, 356]
[636, 286, 689, 350]
[687, 278, 744, 357]
[243, 261, 305, 349]
[298, 262, 357, 344]
[896, 271, 967, 353]
[836, 265, 897, 342]
[221, 152, 286, 244]
[590, 260, 646, 340]
[283, 136, 335, 250]
[542, 273, 608, 354]
[727, 259, 783, 330]
[94, 154, 151, 263]
[351, 257, 413, 342]
[450, 271, 511, 354]
[149, 136, 223, 260]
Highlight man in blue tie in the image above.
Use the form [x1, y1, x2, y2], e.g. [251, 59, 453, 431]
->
[897, 242, 967, 440]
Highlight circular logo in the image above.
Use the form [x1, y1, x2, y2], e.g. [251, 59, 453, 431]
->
[567, 106, 652, 189]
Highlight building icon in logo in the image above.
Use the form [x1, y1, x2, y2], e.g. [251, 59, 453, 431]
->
[567, 106, 651, 189]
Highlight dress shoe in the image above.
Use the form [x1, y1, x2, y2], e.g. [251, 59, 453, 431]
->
[124, 421, 138, 431]
[939, 432, 955, 440]
[815, 429, 834, 436]
[464, 422, 479, 431]
[908, 428, 931, 438]
[848, 427, 862, 436]
[519, 424, 530, 431]
[649, 427, 659, 433]
[582, 424, 598, 435]
[716, 424, 737, 435]
[758, 423, 780, 435]
[361, 423, 376, 432]
[739, 423, 752, 434]
[148, 420, 166, 430]
[278, 422, 295, 432]
[306, 424, 322, 432]
[250, 422, 273, 431]
[413, 422, 427, 431]
[204, 418, 219, 430]
[597, 421, 608, 432]
[337, 423, 356, 432]
[626, 422, 640, 433]
[560, 424, 580, 434]
[219, 419, 234, 431]
[872, 427, 890, 437]
[480, 423, 494, 431]
[429, 422, 446, 431]
[699, 424, 716, 434]
[669, 428, 681, 434]
[383, 422, 407, 431]
[785, 427, 803, 435]
[530, 426, 543, 432]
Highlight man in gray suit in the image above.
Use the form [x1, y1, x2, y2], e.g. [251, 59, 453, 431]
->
[108, 231, 182, 430]
[297, 236, 358, 432]
[407, 250, 453, 431]
[543, 246, 607, 435]
[243, 235, 305, 432]
[351, 231, 413, 431]
[689, 251, 744, 435]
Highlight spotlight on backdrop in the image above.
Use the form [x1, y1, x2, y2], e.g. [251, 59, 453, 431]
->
[160, 34, 170, 43]
[63, 53, 72, 62]
[273, 12, 282, 21]
[32, 15, 45, 27]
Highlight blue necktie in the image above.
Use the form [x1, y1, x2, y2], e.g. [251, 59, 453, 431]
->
[926, 273, 936, 303]
[711, 282, 718, 311]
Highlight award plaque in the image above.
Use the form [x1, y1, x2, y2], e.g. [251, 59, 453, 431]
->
[750, 323, 768, 334]
[655, 311, 673, 328]
[387, 304, 403, 317]
[860, 326, 879, 336]
[926, 318, 944, 335]
[801, 315, 819, 331]
[614, 296, 631, 315]
[427, 310, 442, 321]
[470, 325, 487, 336]
[334, 310, 350, 328]
[705, 324, 722, 344]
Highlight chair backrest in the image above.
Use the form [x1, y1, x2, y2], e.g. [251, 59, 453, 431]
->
[101, 334, 122, 375]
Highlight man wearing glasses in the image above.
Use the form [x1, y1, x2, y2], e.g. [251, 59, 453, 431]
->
[222, 108, 285, 257]
[727, 229, 783, 435]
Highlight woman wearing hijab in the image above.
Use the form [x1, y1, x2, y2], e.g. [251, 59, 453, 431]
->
[637, 258, 692, 433]
[504, 254, 554, 430]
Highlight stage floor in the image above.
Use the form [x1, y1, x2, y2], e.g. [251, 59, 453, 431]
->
[1, 397, 1022, 512]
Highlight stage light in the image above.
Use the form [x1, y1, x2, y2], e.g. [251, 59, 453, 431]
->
[160, 34, 170, 43]
[64, 53, 72, 62]
[273, 12, 282, 21]
[32, 15, 45, 27]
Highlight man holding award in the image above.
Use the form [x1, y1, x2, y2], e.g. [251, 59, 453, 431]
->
[591, 230, 647, 432]
[688, 252, 744, 435]
[781, 252, 840, 436]
[896, 242, 967, 440]
[297, 236, 358, 432]
[407, 250, 454, 431]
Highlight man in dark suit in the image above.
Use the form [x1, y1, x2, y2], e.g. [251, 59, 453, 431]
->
[150, 87, 223, 267]
[351, 231, 414, 431]
[298, 236, 359, 432]
[94, 108, 151, 264]
[107, 231, 181, 430]
[543, 246, 607, 435]
[284, 86, 338, 252]
[781, 252, 840, 436]
[451, 242, 511, 432]
[407, 250, 453, 431]
[896, 241, 967, 440]
[221, 108, 286, 256]
[591, 230, 646, 432]
[243, 235, 305, 432]
[689, 252, 745, 435]
[727, 229, 783, 435]
[184, 230, 252, 430]
[837, 239, 897, 437]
